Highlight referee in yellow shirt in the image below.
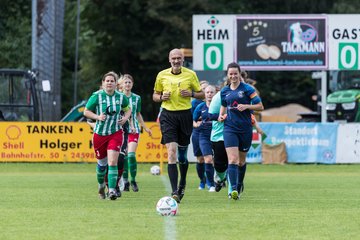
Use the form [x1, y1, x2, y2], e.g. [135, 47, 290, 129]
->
[153, 48, 204, 203]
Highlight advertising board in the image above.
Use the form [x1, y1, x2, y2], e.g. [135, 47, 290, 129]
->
[237, 15, 327, 70]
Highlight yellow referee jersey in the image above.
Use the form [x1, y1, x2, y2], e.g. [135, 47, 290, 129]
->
[154, 67, 201, 111]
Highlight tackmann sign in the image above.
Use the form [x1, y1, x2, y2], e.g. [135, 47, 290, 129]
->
[192, 15, 235, 71]
[328, 14, 360, 70]
[236, 15, 327, 70]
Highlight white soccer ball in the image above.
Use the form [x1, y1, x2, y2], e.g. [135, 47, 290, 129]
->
[150, 165, 161, 175]
[156, 196, 178, 216]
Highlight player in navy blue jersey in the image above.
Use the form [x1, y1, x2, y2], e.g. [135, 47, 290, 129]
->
[218, 63, 264, 200]
[193, 85, 217, 192]
[191, 80, 210, 190]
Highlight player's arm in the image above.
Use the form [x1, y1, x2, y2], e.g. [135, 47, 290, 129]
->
[86, 119, 96, 129]
[83, 95, 106, 121]
[236, 101, 264, 112]
[218, 89, 228, 122]
[252, 114, 264, 135]
[137, 112, 152, 136]
[128, 114, 136, 133]
[190, 74, 205, 99]
[218, 106, 227, 122]
[192, 104, 202, 128]
[192, 90, 204, 99]
[249, 102, 264, 111]
[153, 90, 163, 102]
[119, 96, 131, 126]
[236, 89, 264, 112]
[84, 108, 105, 121]
[119, 106, 131, 126]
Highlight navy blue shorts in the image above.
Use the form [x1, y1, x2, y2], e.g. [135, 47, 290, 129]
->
[191, 130, 202, 157]
[223, 129, 252, 152]
[199, 131, 213, 156]
[160, 109, 192, 146]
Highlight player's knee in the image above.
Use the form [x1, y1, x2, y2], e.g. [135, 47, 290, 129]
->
[178, 145, 188, 164]
[97, 158, 107, 172]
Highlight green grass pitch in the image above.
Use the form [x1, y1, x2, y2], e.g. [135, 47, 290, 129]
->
[1, 163, 360, 240]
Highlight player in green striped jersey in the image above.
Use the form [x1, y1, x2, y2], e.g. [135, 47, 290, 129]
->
[121, 74, 152, 192]
[84, 71, 131, 200]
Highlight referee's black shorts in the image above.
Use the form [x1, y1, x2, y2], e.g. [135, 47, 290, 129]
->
[159, 108, 192, 146]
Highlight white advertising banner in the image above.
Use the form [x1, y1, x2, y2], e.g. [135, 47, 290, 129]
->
[192, 15, 235, 71]
[336, 123, 360, 163]
[328, 14, 360, 70]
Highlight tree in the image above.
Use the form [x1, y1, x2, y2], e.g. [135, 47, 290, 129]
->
[0, 0, 31, 68]
[65, 0, 209, 120]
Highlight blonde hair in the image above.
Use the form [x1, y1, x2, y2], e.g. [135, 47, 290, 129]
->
[205, 84, 216, 92]
[200, 80, 209, 86]
[117, 78, 124, 91]
[121, 74, 134, 83]
[117, 73, 134, 91]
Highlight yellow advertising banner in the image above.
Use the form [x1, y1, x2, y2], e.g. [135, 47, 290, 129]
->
[0, 122, 166, 163]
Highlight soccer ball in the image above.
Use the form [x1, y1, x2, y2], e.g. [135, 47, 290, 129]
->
[150, 165, 161, 175]
[156, 196, 178, 216]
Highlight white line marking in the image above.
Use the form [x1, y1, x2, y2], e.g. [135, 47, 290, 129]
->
[161, 175, 177, 240]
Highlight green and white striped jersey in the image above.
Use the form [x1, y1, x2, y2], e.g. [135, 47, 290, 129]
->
[85, 89, 130, 136]
[125, 93, 142, 133]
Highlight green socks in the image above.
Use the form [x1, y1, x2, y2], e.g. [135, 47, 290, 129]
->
[108, 165, 118, 189]
[128, 152, 137, 182]
[123, 156, 129, 182]
[217, 170, 227, 182]
[96, 165, 106, 185]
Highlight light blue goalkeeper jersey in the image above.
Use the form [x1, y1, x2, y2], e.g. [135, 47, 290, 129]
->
[208, 91, 224, 142]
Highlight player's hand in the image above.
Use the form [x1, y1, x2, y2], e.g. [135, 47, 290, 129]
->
[193, 121, 201, 128]
[98, 112, 106, 121]
[145, 127, 152, 136]
[257, 129, 264, 135]
[118, 117, 128, 126]
[162, 92, 171, 101]
[180, 89, 192, 97]
[237, 104, 248, 112]
[218, 114, 227, 122]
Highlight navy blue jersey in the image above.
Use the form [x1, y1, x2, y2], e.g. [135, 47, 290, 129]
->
[191, 99, 204, 114]
[191, 98, 204, 133]
[193, 102, 212, 134]
[220, 82, 261, 133]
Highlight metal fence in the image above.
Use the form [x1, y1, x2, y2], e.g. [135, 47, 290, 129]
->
[32, 0, 64, 121]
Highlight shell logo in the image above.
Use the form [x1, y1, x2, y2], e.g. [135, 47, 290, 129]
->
[6, 125, 22, 140]
[149, 124, 161, 140]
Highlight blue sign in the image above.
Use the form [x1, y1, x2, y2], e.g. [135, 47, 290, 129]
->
[247, 123, 338, 164]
